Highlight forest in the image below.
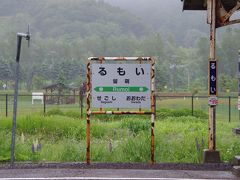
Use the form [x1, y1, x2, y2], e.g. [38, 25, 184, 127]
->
[0, 0, 239, 93]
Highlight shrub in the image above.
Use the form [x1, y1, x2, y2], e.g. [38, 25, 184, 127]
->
[64, 111, 81, 119]
[163, 116, 205, 123]
[0, 131, 11, 162]
[156, 108, 172, 119]
[120, 119, 150, 134]
[46, 108, 64, 116]
[157, 108, 207, 119]
[192, 110, 208, 119]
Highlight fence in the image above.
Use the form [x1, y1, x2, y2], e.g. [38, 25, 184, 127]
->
[156, 95, 240, 122]
[0, 94, 84, 118]
[0, 94, 239, 122]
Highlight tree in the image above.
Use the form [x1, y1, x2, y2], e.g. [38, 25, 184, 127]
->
[219, 74, 231, 92]
[220, 28, 240, 77]
[0, 58, 12, 87]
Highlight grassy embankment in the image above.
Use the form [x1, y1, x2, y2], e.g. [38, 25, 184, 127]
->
[0, 107, 239, 163]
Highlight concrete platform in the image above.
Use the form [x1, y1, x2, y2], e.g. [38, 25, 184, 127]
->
[0, 168, 237, 179]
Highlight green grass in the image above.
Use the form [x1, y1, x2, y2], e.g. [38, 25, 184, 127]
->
[157, 97, 240, 122]
[1, 95, 239, 122]
[0, 107, 240, 163]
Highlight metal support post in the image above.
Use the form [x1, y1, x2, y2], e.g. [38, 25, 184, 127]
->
[229, 96, 231, 123]
[6, 94, 8, 117]
[191, 96, 194, 116]
[10, 36, 22, 167]
[151, 59, 156, 165]
[86, 62, 91, 164]
[10, 28, 30, 167]
[43, 94, 46, 114]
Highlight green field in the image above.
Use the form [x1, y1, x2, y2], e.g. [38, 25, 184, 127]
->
[0, 105, 239, 163]
[1, 95, 239, 122]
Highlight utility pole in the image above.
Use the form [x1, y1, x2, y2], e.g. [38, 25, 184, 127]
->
[10, 26, 30, 167]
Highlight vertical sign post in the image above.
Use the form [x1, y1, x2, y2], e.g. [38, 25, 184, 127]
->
[10, 28, 30, 167]
[238, 50, 240, 120]
[86, 57, 155, 164]
[204, 0, 220, 163]
[11, 40, 22, 166]
[86, 62, 91, 164]
[6, 94, 8, 117]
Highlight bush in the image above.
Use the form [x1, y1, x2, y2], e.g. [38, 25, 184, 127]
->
[120, 119, 150, 134]
[64, 111, 81, 119]
[163, 116, 205, 123]
[171, 109, 192, 117]
[0, 115, 86, 140]
[192, 110, 208, 119]
[0, 131, 11, 162]
[156, 108, 172, 119]
[46, 108, 64, 116]
[157, 108, 207, 119]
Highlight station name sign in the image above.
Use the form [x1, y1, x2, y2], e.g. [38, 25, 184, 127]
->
[209, 61, 217, 96]
[208, 60, 218, 106]
[91, 63, 151, 108]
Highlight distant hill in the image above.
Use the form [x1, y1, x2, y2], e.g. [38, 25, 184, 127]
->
[0, 0, 150, 39]
[104, 0, 208, 43]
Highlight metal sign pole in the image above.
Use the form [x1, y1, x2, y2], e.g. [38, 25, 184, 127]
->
[150, 59, 155, 164]
[86, 61, 91, 164]
[10, 36, 22, 167]
[10, 28, 30, 167]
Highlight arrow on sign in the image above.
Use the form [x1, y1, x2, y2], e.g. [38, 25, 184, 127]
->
[94, 86, 149, 92]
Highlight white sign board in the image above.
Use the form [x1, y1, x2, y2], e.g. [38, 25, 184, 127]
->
[32, 92, 44, 104]
[91, 63, 151, 108]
